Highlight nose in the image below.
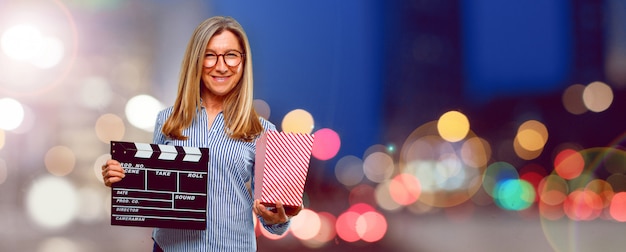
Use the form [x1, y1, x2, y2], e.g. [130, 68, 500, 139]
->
[214, 55, 228, 73]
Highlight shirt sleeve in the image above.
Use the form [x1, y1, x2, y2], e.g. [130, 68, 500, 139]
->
[152, 109, 168, 145]
[258, 215, 291, 235]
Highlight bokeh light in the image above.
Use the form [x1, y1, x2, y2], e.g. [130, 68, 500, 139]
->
[30, 36, 64, 69]
[281, 109, 314, 134]
[335, 203, 388, 243]
[513, 120, 548, 160]
[26, 176, 78, 229]
[0, 0, 78, 97]
[125, 94, 163, 131]
[1, 21, 68, 71]
[563, 189, 603, 221]
[95, 113, 125, 143]
[335, 211, 361, 242]
[513, 136, 543, 160]
[10, 103, 35, 134]
[290, 209, 321, 240]
[609, 192, 626, 222]
[437, 111, 470, 142]
[0, 98, 25, 130]
[516, 120, 548, 152]
[311, 128, 341, 161]
[460, 136, 491, 168]
[1, 24, 43, 61]
[253, 99, 271, 120]
[93, 154, 110, 183]
[375, 180, 403, 212]
[493, 179, 535, 211]
[44, 145, 76, 176]
[585, 179, 614, 210]
[483, 162, 519, 198]
[554, 149, 584, 180]
[300, 212, 336, 248]
[363, 151, 394, 183]
[538, 175, 568, 206]
[562, 84, 588, 115]
[400, 122, 439, 166]
[334, 155, 364, 187]
[519, 163, 548, 202]
[388, 173, 421, 206]
[356, 211, 387, 242]
[582, 81, 613, 112]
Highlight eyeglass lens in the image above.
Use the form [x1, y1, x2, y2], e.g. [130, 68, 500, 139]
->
[204, 51, 243, 68]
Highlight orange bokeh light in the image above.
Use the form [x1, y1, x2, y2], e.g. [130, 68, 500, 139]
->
[389, 173, 421, 206]
[554, 149, 584, 180]
[609, 192, 626, 222]
[563, 190, 602, 221]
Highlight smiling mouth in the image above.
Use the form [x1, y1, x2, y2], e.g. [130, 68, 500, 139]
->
[213, 76, 229, 82]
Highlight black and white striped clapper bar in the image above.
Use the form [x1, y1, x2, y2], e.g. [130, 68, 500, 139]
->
[110, 141, 209, 230]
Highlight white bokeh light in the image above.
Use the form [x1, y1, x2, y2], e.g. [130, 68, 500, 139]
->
[290, 209, 322, 240]
[1, 24, 65, 68]
[10, 103, 35, 134]
[0, 98, 25, 131]
[30, 36, 64, 68]
[125, 94, 163, 131]
[26, 176, 78, 229]
[1, 24, 43, 61]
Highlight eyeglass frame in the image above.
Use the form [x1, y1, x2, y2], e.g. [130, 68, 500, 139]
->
[203, 50, 246, 68]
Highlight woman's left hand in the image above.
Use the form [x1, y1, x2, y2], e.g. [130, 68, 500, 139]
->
[253, 200, 302, 225]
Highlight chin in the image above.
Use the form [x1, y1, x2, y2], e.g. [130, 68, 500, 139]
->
[211, 87, 235, 96]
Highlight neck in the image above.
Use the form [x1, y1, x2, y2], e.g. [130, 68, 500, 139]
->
[202, 92, 224, 113]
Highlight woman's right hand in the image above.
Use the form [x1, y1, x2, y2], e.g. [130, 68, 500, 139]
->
[101, 159, 125, 187]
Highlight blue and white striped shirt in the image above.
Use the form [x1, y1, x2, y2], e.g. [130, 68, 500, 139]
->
[151, 106, 289, 251]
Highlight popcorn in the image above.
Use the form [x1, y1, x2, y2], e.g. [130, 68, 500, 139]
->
[255, 131, 315, 215]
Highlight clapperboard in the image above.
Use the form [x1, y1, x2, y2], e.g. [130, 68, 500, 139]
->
[110, 141, 209, 230]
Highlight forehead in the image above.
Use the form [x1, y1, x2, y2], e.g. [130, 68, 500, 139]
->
[206, 30, 242, 51]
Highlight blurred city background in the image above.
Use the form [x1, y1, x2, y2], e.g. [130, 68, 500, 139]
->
[0, 0, 625, 251]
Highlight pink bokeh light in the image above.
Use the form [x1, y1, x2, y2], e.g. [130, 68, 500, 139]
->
[311, 128, 341, 161]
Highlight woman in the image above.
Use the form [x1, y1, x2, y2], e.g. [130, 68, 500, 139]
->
[101, 16, 299, 251]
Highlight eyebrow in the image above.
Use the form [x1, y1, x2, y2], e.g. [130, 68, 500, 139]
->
[204, 49, 242, 53]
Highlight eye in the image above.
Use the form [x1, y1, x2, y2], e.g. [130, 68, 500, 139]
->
[205, 53, 217, 58]
[225, 52, 240, 59]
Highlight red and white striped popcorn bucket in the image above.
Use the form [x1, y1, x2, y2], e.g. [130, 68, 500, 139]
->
[254, 130, 315, 215]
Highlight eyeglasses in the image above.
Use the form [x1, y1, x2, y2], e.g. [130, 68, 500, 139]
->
[203, 50, 245, 68]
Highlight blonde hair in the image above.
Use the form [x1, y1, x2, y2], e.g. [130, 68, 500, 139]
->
[162, 16, 262, 142]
